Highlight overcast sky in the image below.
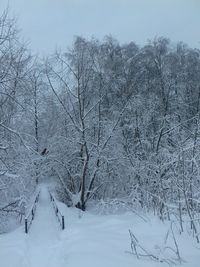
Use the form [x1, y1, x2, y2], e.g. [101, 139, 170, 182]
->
[0, 0, 199, 55]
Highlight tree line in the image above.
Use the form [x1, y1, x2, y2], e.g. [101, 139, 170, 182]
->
[0, 11, 200, 239]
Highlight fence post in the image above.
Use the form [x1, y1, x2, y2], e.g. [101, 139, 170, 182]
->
[32, 209, 34, 220]
[62, 216, 65, 230]
[25, 218, 28, 233]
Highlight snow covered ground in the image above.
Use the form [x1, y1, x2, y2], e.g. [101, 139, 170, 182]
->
[0, 184, 199, 267]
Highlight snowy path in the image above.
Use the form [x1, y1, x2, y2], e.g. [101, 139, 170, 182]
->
[0, 184, 64, 267]
[23, 185, 64, 267]
[0, 185, 199, 267]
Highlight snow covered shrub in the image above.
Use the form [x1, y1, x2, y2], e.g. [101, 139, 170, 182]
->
[129, 222, 184, 265]
[0, 171, 36, 233]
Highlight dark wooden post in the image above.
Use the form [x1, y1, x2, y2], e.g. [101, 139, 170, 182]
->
[32, 209, 34, 220]
[25, 218, 28, 233]
[62, 216, 65, 230]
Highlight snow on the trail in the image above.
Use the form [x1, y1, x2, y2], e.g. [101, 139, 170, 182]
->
[24, 185, 64, 267]
[0, 184, 199, 267]
[0, 184, 64, 267]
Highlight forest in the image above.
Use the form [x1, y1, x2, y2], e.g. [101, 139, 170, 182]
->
[0, 9, 200, 250]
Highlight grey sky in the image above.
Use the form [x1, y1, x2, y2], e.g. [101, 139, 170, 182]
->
[0, 0, 199, 55]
